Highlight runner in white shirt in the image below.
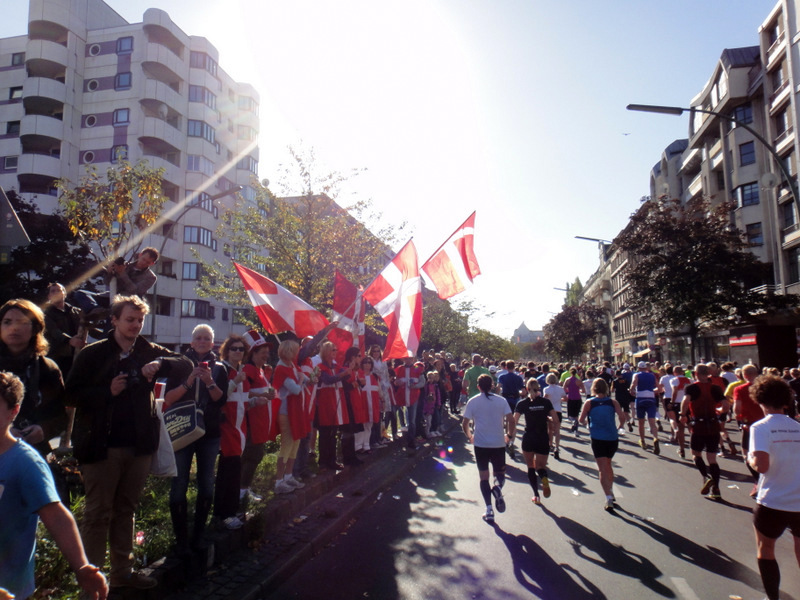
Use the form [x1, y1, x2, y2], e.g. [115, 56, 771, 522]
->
[542, 373, 566, 460]
[747, 375, 800, 600]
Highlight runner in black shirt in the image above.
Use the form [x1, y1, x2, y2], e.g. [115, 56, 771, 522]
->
[514, 379, 558, 505]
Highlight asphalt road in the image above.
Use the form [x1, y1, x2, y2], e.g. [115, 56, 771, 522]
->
[265, 421, 799, 600]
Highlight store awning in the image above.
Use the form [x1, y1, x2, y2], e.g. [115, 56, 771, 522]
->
[632, 348, 651, 358]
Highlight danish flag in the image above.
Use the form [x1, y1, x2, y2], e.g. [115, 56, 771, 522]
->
[328, 270, 365, 353]
[363, 240, 422, 360]
[421, 211, 481, 299]
[234, 262, 329, 337]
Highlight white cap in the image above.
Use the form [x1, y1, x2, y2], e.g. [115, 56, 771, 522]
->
[243, 329, 267, 349]
[637, 361, 648, 369]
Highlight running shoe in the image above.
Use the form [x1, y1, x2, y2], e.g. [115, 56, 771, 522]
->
[707, 485, 721, 501]
[482, 507, 495, 523]
[223, 516, 244, 530]
[657, 420, 664, 432]
[653, 439, 660, 455]
[638, 439, 647, 450]
[532, 496, 542, 505]
[700, 477, 714, 495]
[728, 440, 737, 455]
[285, 475, 305, 489]
[491, 485, 506, 513]
[604, 498, 615, 512]
[627, 421, 633, 432]
[553, 448, 560, 461]
[677, 447, 686, 459]
[570, 421, 578, 433]
[274, 479, 294, 494]
[541, 476, 551, 498]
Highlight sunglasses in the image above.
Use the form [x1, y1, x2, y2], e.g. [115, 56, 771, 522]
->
[229, 346, 246, 352]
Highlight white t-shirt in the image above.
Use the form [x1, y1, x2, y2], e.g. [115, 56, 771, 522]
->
[750, 413, 800, 511]
[582, 378, 595, 396]
[721, 371, 738, 385]
[543, 384, 566, 413]
[669, 375, 691, 405]
[659, 375, 673, 398]
[463, 392, 511, 448]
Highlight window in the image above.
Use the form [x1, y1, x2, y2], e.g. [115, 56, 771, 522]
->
[112, 108, 130, 126]
[236, 155, 258, 174]
[739, 141, 755, 166]
[6, 121, 20, 135]
[182, 262, 200, 280]
[189, 51, 217, 76]
[155, 296, 172, 316]
[237, 125, 257, 141]
[232, 309, 250, 324]
[4, 156, 18, 170]
[732, 104, 753, 125]
[9, 87, 22, 100]
[187, 154, 215, 177]
[188, 85, 216, 109]
[116, 37, 133, 54]
[185, 190, 214, 212]
[782, 202, 796, 229]
[222, 308, 229, 322]
[181, 299, 214, 319]
[160, 259, 174, 276]
[738, 182, 759, 207]
[188, 120, 215, 144]
[115, 72, 132, 90]
[790, 247, 800, 284]
[183, 225, 214, 248]
[11, 52, 24, 66]
[238, 95, 259, 114]
[111, 145, 128, 163]
[746, 222, 763, 246]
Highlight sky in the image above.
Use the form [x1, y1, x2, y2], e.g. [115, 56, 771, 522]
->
[1, 0, 777, 338]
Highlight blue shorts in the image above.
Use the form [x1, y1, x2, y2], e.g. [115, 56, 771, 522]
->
[635, 398, 658, 419]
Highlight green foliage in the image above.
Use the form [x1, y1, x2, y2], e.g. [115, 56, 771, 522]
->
[198, 146, 404, 332]
[0, 190, 99, 304]
[613, 196, 794, 361]
[543, 303, 607, 360]
[566, 278, 582, 307]
[56, 159, 167, 262]
[419, 293, 470, 356]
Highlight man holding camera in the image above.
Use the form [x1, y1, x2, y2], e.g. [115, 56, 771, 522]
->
[103, 247, 159, 298]
[65, 295, 192, 590]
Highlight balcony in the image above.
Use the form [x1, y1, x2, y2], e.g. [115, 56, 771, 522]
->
[687, 172, 703, 197]
[139, 116, 185, 152]
[766, 31, 787, 71]
[20, 114, 63, 142]
[17, 152, 61, 180]
[22, 76, 66, 106]
[770, 79, 790, 114]
[782, 223, 800, 249]
[25, 39, 68, 71]
[143, 42, 185, 84]
[142, 78, 183, 114]
[28, 0, 71, 31]
[775, 126, 795, 155]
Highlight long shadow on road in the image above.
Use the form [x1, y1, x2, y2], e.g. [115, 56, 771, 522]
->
[539, 504, 676, 598]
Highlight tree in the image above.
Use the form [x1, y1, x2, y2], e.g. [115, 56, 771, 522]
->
[198, 147, 405, 330]
[614, 196, 795, 362]
[565, 278, 582, 307]
[0, 190, 99, 304]
[543, 303, 607, 360]
[56, 159, 168, 264]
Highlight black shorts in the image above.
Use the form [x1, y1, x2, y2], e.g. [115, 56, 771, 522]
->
[663, 399, 677, 413]
[554, 412, 563, 423]
[690, 431, 720, 453]
[474, 446, 506, 472]
[521, 432, 550, 455]
[754, 503, 800, 539]
[591, 438, 618, 459]
[567, 399, 582, 418]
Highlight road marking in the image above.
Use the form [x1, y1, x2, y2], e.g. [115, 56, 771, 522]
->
[670, 577, 701, 600]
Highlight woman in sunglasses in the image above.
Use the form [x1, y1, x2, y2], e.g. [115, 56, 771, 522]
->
[214, 334, 250, 530]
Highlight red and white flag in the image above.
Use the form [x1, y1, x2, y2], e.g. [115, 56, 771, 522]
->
[363, 240, 422, 360]
[421, 211, 481, 299]
[327, 270, 365, 354]
[234, 262, 329, 337]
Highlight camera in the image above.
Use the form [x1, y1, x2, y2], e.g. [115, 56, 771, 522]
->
[117, 356, 141, 389]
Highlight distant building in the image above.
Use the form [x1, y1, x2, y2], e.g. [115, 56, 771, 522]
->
[513, 322, 543, 344]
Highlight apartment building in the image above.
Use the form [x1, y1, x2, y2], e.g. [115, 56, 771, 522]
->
[0, 0, 261, 348]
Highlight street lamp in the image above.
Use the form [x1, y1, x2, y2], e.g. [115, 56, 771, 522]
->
[148, 185, 243, 341]
[626, 103, 800, 220]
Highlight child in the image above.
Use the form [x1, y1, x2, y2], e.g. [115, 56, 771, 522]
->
[358, 357, 382, 451]
[422, 371, 441, 438]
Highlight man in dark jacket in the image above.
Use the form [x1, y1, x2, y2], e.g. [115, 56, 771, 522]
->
[65, 294, 192, 590]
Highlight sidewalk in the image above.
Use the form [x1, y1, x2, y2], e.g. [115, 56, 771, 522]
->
[121, 417, 458, 600]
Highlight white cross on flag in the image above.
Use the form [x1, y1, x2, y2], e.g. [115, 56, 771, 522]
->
[363, 240, 422, 360]
[234, 262, 329, 337]
[327, 270, 365, 353]
[421, 211, 481, 299]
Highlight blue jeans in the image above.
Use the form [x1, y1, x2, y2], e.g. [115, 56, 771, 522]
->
[170, 435, 220, 504]
[406, 403, 418, 448]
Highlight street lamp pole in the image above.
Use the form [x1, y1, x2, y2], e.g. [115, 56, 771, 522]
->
[626, 103, 800, 220]
[148, 185, 243, 342]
